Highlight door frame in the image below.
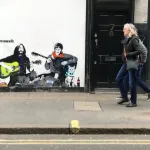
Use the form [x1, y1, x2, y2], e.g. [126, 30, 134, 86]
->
[84, 0, 135, 92]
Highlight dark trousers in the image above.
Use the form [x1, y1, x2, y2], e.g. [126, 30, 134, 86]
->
[128, 69, 137, 104]
[116, 64, 137, 104]
[116, 63, 150, 104]
[136, 64, 150, 93]
[124, 64, 150, 93]
[116, 63, 128, 99]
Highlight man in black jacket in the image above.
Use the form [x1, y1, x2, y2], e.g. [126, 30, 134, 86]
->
[45, 43, 78, 86]
[0, 43, 31, 86]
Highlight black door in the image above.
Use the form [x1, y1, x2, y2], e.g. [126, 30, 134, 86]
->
[93, 11, 129, 88]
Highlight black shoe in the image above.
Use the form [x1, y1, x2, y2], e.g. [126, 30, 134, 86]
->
[116, 96, 123, 100]
[117, 98, 129, 104]
[147, 93, 150, 101]
[126, 103, 137, 107]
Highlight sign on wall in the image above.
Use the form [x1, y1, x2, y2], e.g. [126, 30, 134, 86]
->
[0, 0, 86, 89]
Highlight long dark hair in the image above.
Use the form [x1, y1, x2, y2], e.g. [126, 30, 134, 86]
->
[14, 43, 27, 56]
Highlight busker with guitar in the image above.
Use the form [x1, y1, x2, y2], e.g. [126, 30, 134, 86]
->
[0, 43, 31, 86]
[32, 43, 78, 86]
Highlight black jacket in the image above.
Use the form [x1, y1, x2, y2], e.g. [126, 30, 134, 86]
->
[123, 35, 141, 70]
[122, 35, 140, 61]
[45, 53, 78, 74]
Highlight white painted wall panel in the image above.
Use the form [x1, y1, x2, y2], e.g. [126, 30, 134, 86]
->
[0, 0, 86, 86]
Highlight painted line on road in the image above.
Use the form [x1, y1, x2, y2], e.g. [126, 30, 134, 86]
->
[0, 140, 149, 145]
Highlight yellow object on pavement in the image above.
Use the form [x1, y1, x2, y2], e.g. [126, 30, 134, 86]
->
[70, 120, 80, 134]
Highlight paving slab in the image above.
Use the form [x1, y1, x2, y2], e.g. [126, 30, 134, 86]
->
[74, 101, 102, 111]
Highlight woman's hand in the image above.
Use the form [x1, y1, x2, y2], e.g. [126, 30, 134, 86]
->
[124, 51, 126, 57]
[123, 49, 127, 61]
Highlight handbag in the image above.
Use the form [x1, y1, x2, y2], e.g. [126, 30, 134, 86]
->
[126, 60, 139, 70]
[124, 47, 139, 70]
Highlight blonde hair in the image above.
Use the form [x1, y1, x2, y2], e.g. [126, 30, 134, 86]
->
[124, 23, 138, 37]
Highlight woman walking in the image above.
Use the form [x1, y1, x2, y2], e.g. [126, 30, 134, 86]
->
[121, 23, 141, 107]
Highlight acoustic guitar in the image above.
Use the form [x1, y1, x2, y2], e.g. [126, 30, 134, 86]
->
[0, 60, 41, 78]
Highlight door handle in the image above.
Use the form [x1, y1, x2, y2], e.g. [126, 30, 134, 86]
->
[94, 33, 98, 48]
[94, 33, 98, 38]
[94, 61, 97, 64]
[95, 39, 98, 47]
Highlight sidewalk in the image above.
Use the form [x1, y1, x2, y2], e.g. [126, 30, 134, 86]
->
[0, 92, 150, 134]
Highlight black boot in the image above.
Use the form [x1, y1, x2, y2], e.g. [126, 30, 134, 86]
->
[147, 93, 150, 101]
[117, 98, 129, 104]
[126, 103, 137, 107]
[116, 96, 123, 100]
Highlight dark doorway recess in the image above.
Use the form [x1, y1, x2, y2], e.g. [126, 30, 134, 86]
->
[85, 0, 134, 92]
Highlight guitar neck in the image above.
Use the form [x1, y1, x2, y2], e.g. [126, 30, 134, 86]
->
[38, 54, 48, 59]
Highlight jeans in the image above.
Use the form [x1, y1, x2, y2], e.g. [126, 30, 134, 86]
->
[124, 64, 150, 93]
[116, 63, 150, 104]
[116, 63, 128, 99]
[136, 64, 150, 93]
[128, 69, 137, 104]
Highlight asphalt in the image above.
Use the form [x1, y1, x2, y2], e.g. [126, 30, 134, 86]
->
[0, 134, 150, 150]
[0, 92, 150, 134]
[2, 145, 148, 150]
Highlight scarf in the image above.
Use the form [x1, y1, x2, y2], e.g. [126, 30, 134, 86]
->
[51, 51, 64, 59]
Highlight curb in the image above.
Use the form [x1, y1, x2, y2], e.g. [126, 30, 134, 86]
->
[0, 127, 150, 134]
[0, 128, 69, 134]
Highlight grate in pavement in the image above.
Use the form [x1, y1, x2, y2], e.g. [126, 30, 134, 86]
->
[74, 101, 102, 111]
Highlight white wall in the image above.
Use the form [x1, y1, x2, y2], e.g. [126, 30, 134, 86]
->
[134, 0, 148, 23]
[0, 0, 86, 86]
